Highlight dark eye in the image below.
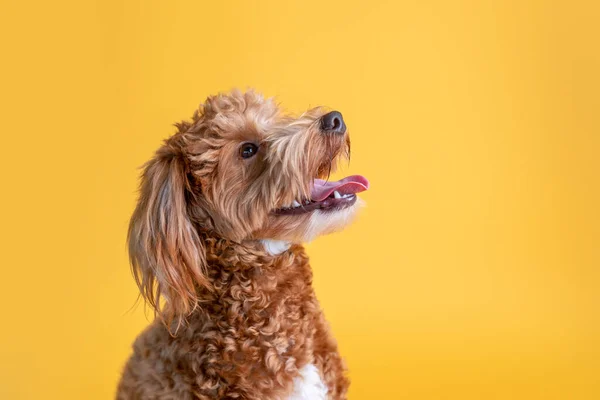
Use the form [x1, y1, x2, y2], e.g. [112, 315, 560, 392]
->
[240, 143, 258, 159]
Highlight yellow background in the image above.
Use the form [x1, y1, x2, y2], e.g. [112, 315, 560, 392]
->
[1, 0, 599, 399]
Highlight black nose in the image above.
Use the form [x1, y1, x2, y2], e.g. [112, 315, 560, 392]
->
[320, 111, 346, 134]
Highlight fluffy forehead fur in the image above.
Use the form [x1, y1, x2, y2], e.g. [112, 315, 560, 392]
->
[128, 89, 357, 324]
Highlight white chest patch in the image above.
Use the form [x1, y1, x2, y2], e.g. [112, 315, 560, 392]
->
[287, 364, 328, 400]
[261, 239, 291, 255]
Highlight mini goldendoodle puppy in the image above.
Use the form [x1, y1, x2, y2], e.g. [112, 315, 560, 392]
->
[117, 90, 369, 400]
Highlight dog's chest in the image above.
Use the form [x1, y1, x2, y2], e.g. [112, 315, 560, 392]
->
[287, 364, 328, 400]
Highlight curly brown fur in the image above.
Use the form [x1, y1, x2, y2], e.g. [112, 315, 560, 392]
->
[118, 90, 366, 399]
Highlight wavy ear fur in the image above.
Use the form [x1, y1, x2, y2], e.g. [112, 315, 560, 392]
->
[128, 140, 209, 328]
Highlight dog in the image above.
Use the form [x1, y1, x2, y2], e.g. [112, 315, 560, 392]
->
[117, 90, 369, 400]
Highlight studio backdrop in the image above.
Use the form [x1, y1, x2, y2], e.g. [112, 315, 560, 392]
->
[0, 1, 598, 399]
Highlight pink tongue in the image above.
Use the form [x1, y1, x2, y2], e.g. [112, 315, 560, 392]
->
[311, 175, 370, 202]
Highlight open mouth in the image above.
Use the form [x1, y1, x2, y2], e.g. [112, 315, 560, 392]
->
[273, 175, 369, 215]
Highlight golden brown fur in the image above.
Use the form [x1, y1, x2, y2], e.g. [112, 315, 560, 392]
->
[118, 90, 360, 399]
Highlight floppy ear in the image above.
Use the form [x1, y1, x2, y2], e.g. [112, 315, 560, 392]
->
[128, 141, 209, 327]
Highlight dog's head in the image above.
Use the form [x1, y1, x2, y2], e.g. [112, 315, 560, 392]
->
[129, 90, 369, 323]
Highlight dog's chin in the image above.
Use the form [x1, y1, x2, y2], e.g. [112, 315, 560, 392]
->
[254, 197, 364, 245]
[300, 197, 364, 242]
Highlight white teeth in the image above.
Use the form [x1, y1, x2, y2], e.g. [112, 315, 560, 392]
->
[333, 191, 342, 199]
[292, 200, 301, 208]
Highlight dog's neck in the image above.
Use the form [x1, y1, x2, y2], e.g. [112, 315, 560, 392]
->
[200, 231, 300, 271]
[196, 230, 312, 305]
[166, 232, 313, 339]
